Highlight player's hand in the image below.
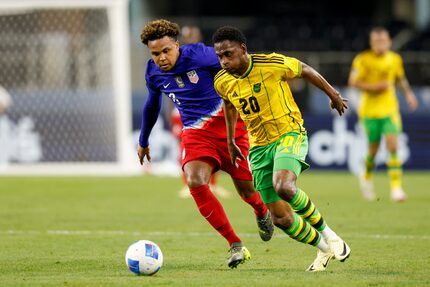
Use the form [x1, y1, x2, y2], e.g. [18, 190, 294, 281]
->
[405, 91, 418, 112]
[329, 92, 348, 116]
[137, 145, 151, 165]
[228, 142, 246, 168]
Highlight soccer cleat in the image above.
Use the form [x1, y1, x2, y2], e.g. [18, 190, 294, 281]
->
[359, 176, 376, 201]
[256, 211, 274, 241]
[390, 188, 407, 202]
[227, 242, 251, 268]
[306, 250, 334, 272]
[328, 236, 351, 262]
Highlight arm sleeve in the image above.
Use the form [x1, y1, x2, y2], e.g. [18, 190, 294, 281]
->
[282, 56, 302, 79]
[349, 55, 364, 82]
[139, 82, 162, 147]
[395, 54, 405, 80]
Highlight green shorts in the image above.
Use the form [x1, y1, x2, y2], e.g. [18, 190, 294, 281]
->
[249, 132, 310, 204]
[361, 113, 402, 143]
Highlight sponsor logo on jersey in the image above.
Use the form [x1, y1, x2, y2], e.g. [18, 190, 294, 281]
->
[232, 91, 239, 98]
[186, 70, 199, 84]
[175, 76, 185, 88]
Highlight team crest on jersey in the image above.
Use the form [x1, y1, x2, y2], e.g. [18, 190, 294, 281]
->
[175, 76, 185, 88]
[186, 70, 199, 84]
[253, 83, 261, 93]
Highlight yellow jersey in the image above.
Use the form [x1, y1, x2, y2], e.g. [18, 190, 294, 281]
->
[214, 53, 305, 147]
[350, 50, 405, 118]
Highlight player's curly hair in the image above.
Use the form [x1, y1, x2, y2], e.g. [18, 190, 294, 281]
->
[212, 26, 247, 45]
[140, 19, 180, 45]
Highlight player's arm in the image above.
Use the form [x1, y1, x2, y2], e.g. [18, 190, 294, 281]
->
[397, 77, 418, 111]
[223, 99, 245, 167]
[348, 78, 389, 93]
[300, 62, 348, 116]
[138, 87, 162, 165]
[347, 56, 388, 93]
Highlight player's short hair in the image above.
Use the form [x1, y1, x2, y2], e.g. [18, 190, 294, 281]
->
[140, 19, 180, 45]
[370, 26, 390, 36]
[212, 26, 247, 45]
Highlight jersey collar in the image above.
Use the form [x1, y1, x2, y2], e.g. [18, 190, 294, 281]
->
[238, 55, 253, 79]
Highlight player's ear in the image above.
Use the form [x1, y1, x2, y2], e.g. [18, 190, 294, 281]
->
[240, 43, 247, 54]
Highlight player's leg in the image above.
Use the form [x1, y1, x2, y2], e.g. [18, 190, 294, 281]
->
[184, 160, 241, 245]
[266, 199, 334, 272]
[273, 132, 350, 262]
[360, 142, 379, 201]
[384, 113, 406, 201]
[219, 135, 273, 241]
[181, 131, 250, 268]
[183, 160, 249, 268]
[360, 118, 382, 201]
[250, 145, 333, 272]
[249, 137, 333, 272]
[273, 168, 350, 266]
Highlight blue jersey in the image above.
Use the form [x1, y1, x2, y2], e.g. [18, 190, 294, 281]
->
[139, 43, 246, 147]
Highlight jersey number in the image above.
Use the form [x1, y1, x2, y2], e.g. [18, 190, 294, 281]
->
[168, 93, 181, 105]
[239, 96, 260, 115]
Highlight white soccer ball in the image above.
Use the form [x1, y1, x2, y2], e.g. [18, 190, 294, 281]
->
[125, 240, 163, 276]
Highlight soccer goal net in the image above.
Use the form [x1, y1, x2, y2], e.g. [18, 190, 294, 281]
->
[0, 0, 138, 175]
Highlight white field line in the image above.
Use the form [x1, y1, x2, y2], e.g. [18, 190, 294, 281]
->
[1, 230, 430, 240]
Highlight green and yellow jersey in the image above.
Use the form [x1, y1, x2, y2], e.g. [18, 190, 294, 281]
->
[214, 53, 305, 147]
[350, 50, 405, 118]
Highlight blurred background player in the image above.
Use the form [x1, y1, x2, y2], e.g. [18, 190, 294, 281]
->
[348, 27, 418, 202]
[170, 24, 231, 199]
[137, 19, 274, 268]
[180, 25, 203, 44]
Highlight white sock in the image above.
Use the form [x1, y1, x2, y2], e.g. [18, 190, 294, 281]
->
[316, 236, 330, 253]
[320, 225, 337, 241]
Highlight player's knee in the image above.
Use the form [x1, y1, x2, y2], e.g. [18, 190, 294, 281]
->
[273, 179, 297, 201]
[185, 173, 208, 189]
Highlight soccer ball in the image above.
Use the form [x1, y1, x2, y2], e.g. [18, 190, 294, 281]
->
[125, 240, 163, 276]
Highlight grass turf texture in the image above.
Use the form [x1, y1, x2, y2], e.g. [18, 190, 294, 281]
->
[0, 171, 429, 287]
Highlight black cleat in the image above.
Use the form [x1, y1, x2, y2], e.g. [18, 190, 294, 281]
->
[256, 211, 274, 241]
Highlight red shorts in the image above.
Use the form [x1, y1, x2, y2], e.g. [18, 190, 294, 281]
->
[180, 130, 252, 181]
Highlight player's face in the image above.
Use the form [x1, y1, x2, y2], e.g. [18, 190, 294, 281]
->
[214, 40, 248, 75]
[147, 36, 180, 72]
[370, 31, 391, 55]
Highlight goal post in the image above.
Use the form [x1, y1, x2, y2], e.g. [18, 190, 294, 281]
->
[0, 0, 138, 175]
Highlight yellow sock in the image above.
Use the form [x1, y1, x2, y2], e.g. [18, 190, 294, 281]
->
[364, 155, 375, 180]
[387, 153, 402, 189]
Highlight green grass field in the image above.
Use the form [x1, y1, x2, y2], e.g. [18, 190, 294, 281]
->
[0, 171, 429, 287]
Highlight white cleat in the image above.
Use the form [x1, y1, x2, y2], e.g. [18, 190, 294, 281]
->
[328, 236, 351, 262]
[306, 250, 334, 272]
[359, 176, 376, 201]
[391, 188, 407, 202]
